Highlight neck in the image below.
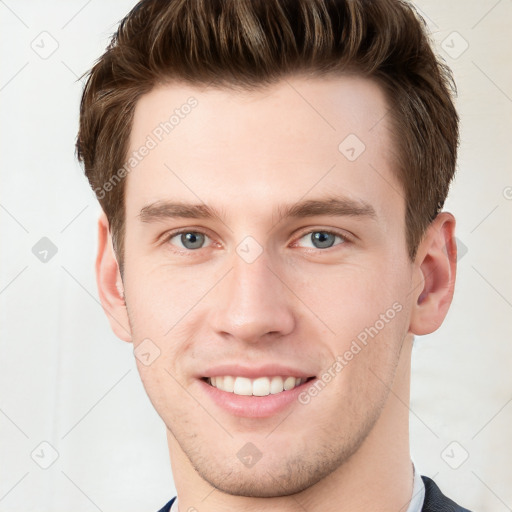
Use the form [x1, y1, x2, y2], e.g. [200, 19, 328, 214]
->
[168, 337, 414, 512]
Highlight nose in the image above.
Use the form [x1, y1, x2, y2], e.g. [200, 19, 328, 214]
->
[209, 251, 296, 344]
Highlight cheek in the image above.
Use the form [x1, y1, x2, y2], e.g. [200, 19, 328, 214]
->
[286, 257, 408, 339]
[123, 259, 213, 335]
[123, 260, 220, 395]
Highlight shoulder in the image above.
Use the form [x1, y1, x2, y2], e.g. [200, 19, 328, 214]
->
[156, 496, 176, 512]
[421, 476, 474, 512]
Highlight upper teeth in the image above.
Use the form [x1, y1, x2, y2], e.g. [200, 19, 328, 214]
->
[208, 376, 306, 396]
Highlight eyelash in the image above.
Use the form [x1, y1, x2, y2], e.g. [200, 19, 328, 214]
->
[162, 227, 353, 253]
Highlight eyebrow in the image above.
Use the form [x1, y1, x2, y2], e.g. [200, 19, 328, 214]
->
[139, 202, 224, 222]
[138, 196, 377, 223]
[275, 197, 376, 222]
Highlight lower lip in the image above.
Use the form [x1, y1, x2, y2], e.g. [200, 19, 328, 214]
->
[198, 378, 316, 418]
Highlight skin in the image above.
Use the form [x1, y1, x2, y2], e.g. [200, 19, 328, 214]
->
[96, 75, 457, 512]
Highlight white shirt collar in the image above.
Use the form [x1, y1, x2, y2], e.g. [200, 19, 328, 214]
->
[406, 461, 426, 512]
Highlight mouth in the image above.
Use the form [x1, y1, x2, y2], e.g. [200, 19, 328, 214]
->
[201, 375, 316, 396]
[197, 364, 318, 417]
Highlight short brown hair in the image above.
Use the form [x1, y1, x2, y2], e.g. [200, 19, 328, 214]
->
[76, 0, 459, 271]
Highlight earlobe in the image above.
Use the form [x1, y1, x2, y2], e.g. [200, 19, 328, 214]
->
[96, 212, 132, 342]
[409, 212, 457, 336]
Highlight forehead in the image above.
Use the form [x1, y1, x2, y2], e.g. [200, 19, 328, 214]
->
[125, 74, 401, 224]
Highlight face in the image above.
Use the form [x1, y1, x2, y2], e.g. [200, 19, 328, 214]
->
[120, 75, 416, 496]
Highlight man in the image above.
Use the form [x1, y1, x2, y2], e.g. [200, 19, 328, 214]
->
[76, 0, 472, 510]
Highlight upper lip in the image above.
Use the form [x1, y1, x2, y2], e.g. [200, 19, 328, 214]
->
[198, 364, 316, 379]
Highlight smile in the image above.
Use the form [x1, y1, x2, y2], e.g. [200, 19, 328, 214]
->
[205, 375, 313, 396]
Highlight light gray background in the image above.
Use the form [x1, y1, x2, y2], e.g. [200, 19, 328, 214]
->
[1, 1, 511, 511]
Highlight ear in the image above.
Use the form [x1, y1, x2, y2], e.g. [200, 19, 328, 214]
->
[409, 212, 457, 336]
[96, 211, 132, 342]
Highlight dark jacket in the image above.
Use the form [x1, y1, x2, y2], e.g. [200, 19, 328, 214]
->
[421, 476, 473, 511]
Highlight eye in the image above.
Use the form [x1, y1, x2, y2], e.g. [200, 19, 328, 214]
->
[167, 230, 212, 250]
[296, 230, 346, 249]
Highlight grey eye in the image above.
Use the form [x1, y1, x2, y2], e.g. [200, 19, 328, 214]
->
[298, 231, 345, 249]
[311, 232, 335, 248]
[169, 231, 209, 250]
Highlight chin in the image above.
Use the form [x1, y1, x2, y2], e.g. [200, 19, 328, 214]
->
[196, 464, 325, 498]
[183, 432, 370, 499]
